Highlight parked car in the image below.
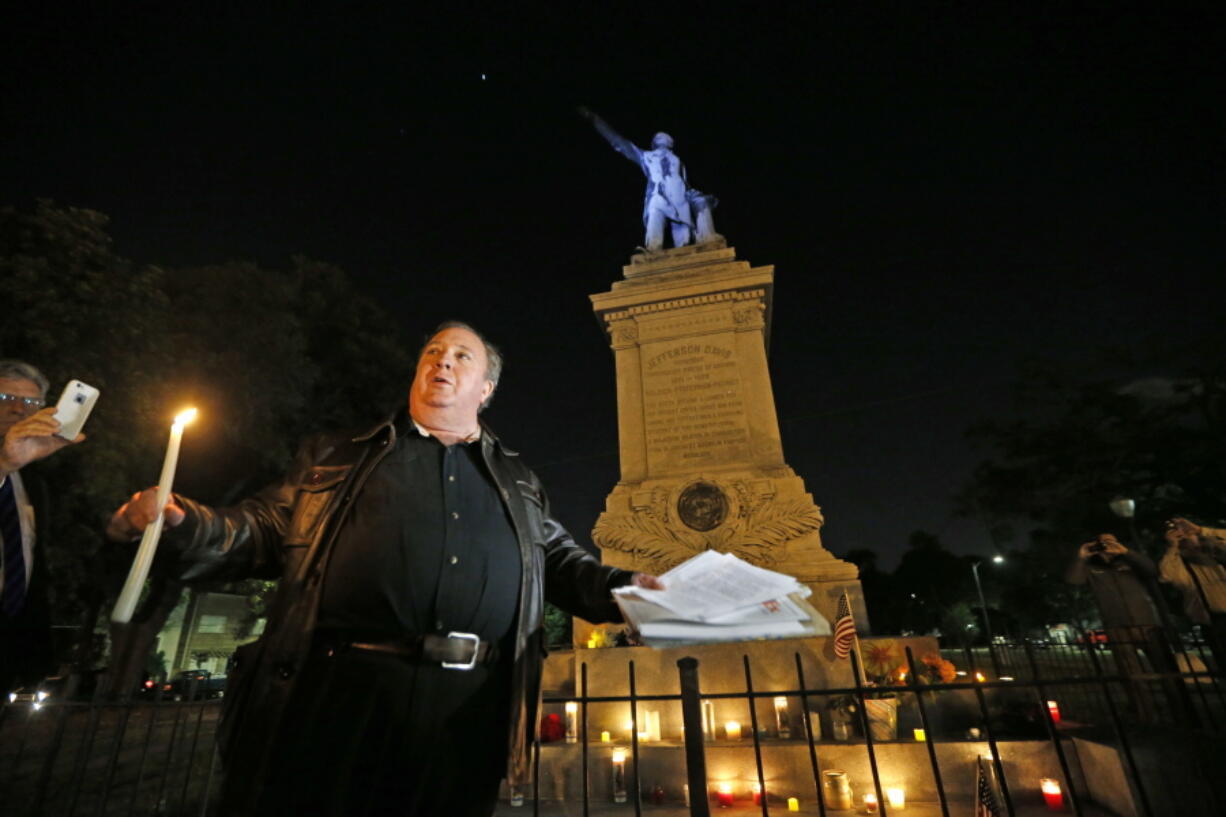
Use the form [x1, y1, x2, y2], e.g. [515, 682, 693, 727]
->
[160, 669, 226, 701]
[6, 676, 69, 710]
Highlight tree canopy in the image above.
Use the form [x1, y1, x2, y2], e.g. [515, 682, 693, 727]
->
[1, 200, 413, 683]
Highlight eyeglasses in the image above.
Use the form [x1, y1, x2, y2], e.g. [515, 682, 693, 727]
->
[0, 393, 45, 411]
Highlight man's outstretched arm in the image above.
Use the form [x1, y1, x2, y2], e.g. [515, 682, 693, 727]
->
[579, 106, 642, 166]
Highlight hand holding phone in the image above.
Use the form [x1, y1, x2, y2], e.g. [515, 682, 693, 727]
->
[53, 380, 100, 439]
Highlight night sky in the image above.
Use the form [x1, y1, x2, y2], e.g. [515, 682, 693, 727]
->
[4, 5, 1222, 567]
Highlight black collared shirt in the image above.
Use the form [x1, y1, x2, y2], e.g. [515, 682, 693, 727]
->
[317, 417, 522, 647]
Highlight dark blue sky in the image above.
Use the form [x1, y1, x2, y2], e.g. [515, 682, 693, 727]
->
[4, 4, 1221, 566]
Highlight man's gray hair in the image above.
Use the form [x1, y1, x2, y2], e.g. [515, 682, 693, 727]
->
[0, 359, 50, 398]
[421, 321, 504, 410]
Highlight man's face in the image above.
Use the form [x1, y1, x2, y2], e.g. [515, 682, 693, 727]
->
[409, 327, 494, 423]
[0, 377, 44, 438]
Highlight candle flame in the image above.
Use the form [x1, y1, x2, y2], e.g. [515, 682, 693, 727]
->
[173, 408, 199, 428]
[611, 748, 626, 763]
[1041, 779, 1062, 795]
[718, 782, 733, 794]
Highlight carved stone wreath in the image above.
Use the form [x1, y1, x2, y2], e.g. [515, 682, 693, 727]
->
[593, 480, 824, 575]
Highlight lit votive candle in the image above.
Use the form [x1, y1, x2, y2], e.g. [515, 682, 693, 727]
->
[752, 781, 764, 805]
[611, 749, 627, 803]
[886, 787, 905, 809]
[724, 720, 742, 740]
[913, 728, 926, 741]
[863, 793, 878, 813]
[564, 702, 578, 743]
[717, 782, 734, 808]
[1040, 778, 1064, 811]
[600, 730, 610, 743]
[788, 796, 800, 812]
[1046, 700, 1062, 723]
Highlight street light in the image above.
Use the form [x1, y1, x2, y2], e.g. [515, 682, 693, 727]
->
[1109, 496, 1142, 547]
[970, 554, 1000, 647]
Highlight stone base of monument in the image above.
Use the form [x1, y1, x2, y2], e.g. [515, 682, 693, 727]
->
[506, 638, 1131, 815]
[584, 243, 866, 648]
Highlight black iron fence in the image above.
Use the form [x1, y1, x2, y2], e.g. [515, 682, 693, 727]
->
[0, 693, 220, 817]
[3, 638, 1223, 816]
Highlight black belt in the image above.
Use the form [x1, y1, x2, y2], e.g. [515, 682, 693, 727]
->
[315, 630, 497, 670]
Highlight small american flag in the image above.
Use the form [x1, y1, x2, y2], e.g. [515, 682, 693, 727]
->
[832, 591, 856, 659]
[975, 756, 1002, 817]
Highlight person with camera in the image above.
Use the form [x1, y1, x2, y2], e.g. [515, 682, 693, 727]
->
[0, 360, 84, 694]
[1066, 533, 1189, 723]
[1160, 517, 1226, 666]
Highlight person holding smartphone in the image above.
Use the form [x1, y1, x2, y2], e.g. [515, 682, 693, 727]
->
[0, 359, 85, 694]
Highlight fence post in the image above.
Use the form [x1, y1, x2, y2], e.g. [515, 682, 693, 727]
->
[677, 657, 711, 817]
[903, 648, 950, 817]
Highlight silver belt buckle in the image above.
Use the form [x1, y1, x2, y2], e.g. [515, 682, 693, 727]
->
[441, 631, 481, 670]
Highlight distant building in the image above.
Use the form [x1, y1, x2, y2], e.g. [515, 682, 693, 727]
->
[155, 590, 263, 678]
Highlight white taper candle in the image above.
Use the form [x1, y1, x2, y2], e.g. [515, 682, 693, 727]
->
[112, 408, 197, 623]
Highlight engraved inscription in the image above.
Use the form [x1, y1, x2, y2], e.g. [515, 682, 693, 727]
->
[641, 339, 749, 472]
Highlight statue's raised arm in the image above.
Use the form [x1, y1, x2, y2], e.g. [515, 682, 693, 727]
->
[579, 106, 721, 252]
[579, 107, 643, 166]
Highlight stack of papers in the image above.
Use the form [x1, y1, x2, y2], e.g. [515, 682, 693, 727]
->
[612, 550, 831, 647]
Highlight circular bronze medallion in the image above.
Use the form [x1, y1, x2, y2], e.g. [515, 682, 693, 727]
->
[677, 481, 728, 532]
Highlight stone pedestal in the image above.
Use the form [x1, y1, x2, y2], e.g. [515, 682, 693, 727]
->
[584, 242, 863, 644]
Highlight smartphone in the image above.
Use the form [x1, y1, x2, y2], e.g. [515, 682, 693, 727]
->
[53, 380, 100, 439]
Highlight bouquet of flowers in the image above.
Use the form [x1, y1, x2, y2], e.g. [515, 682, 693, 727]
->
[862, 640, 957, 689]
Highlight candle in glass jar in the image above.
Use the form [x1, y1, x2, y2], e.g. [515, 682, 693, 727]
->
[913, 728, 926, 741]
[600, 730, 610, 743]
[863, 793, 878, 813]
[611, 749, 627, 803]
[1046, 700, 1062, 723]
[887, 787, 905, 809]
[752, 781, 764, 805]
[1040, 779, 1064, 811]
[716, 782, 734, 807]
[724, 721, 742, 740]
[774, 695, 791, 738]
[646, 710, 661, 741]
[564, 702, 578, 743]
[788, 797, 800, 812]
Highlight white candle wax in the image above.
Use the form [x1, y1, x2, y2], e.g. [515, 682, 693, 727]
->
[112, 409, 196, 623]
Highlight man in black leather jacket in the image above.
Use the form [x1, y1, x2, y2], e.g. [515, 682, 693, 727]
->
[108, 322, 661, 816]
